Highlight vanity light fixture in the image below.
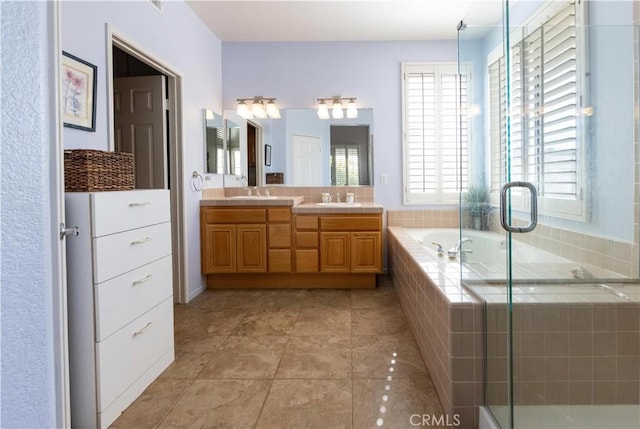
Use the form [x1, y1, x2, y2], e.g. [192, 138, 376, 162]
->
[317, 96, 358, 119]
[236, 96, 280, 120]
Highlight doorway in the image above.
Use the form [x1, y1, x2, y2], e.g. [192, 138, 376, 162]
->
[108, 31, 187, 303]
[247, 121, 262, 186]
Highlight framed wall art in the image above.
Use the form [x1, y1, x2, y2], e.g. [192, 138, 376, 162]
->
[61, 51, 97, 132]
[265, 144, 272, 166]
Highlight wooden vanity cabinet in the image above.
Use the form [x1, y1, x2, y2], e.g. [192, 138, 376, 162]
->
[318, 215, 382, 274]
[200, 208, 267, 274]
[201, 206, 381, 289]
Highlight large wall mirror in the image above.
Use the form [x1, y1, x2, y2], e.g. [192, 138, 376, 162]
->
[203, 109, 224, 174]
[222, 108, 373, 186]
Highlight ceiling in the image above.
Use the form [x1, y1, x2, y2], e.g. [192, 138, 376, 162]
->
[186, 0, 505, 42]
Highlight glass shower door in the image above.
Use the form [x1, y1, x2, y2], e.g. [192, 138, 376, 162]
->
[460, 1, 640, 428]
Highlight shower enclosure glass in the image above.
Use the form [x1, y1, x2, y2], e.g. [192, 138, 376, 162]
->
[458, 1, 640, 427]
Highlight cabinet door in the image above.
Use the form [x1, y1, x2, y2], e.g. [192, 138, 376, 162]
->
[320, 232, 350, 273]
[351, 232, 382, 273]
[202, 225, 236, 273]
[237, 224, 267, 272]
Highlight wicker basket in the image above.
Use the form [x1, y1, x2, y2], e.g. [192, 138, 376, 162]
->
[64, 149, 135, 192]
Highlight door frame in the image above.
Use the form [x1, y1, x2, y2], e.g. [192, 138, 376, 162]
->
[51, 2, 71, 426]
[106, 27, 187, 303]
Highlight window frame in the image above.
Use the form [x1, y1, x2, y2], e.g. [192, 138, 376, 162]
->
[401, 62, 472, 205]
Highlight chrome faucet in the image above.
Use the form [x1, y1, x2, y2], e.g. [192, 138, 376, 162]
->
[432, 242, 444, 257]
[448, 238, 473, 258]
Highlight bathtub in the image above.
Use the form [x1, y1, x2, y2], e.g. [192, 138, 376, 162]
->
[388, 226, 640, 429]
[405, 228, 570, 264]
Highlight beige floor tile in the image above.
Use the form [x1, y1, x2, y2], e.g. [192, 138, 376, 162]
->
[256, 379, 352, 429]
[199, 335, 288, 379]
[302, 289, 353, 309]
[352, 335, 428, 379]
[293, 306, 351, 336]
[259, 289, 309, 308]
[232, 307, 300, 335]
[157, 379, 271, 429]
[351, 284, 401, 309]
[174, 309, 247, 345]
[159, 351, 215, 380]
[352, 306, 412, 336]
[352, 376, 444, 429]
[109, 378, 190, 429]
[195, 289, 266, 310]
[276, 336, 351, 379]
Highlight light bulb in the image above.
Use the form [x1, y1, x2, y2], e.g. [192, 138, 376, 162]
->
[332, 100, 344, 119]
[236, 100, 252, 119]
[346, 99, 358, 118]
[252, 100, 266, 118]
[265, 100, 280, 118]
[317, 100, 330, 119]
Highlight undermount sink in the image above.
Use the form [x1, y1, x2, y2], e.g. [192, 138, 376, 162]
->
[230, 195, 279, 200]
[316, 202, 362, 207]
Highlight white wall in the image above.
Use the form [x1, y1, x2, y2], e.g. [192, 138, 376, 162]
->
[1, 1, 59, 426]
[222, 40, 459, 209]
[61, 0, 223, 299]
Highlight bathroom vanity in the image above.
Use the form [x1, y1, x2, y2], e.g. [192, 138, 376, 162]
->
[200, 196, 383, 288]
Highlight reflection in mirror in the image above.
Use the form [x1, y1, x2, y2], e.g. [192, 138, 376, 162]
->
[223, 108, 373, 186]
[330, 125, 370, 185]
[204, 109, 224, 174]
[225, 119, 241, 175]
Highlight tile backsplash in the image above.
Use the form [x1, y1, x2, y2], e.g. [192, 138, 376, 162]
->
[203, 186, 374, 203]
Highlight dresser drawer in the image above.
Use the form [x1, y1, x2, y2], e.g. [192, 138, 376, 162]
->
[95, 256, 173, 342]
[93, 222, 172, 283]
[96, 298, 173, 412]
[91, 190, 170, 237]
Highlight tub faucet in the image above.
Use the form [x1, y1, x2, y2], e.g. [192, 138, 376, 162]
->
[432, 242, 444, 257]
[448, 238, 473, 258]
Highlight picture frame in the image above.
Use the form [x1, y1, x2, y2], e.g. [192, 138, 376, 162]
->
[265, 144, 272, 166]
[61, 51, 97, 132]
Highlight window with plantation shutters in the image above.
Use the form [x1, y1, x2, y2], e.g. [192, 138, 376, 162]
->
[402, 63, 469, 203]
[331, 145, 360, 186]
[488, 0, 586, 219]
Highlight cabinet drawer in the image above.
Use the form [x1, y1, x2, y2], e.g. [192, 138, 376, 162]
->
[202, 208, 266, 224]
[93, 222, 172, 283]
[319, 216, 381, 231]
[95, 256, 173, 341]
[268, 224, 292, 248]
[92, 190, 170, 237]
[268, 208, 291, 222]
[295, 215, 318, 230]
[96, 298, 173, 412]
[295, 250, 319, 273]
[268, 249, 292, 272]
[295, 231, 318, 249]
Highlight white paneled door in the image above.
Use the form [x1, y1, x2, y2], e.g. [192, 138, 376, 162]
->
[292, 134, 323, 185]
[114, 76, 167, 189]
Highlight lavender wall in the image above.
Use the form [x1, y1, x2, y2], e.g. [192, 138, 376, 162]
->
[61, 0, 223, 300]
[222, 40, 458, 209]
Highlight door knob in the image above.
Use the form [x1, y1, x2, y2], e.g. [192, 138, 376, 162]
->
[59, 222, 79, 240]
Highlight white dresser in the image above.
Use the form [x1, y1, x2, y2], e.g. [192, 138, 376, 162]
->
[65, 189, 175, 428]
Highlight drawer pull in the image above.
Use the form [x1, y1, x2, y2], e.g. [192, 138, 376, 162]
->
[132, 274, 153, 286]
[133, 322, 154, 337]
[130, 237, 151, 245]
[129, 202, 151, 207]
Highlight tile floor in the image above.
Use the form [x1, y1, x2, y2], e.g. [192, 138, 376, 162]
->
[110, 277, 445, 429]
